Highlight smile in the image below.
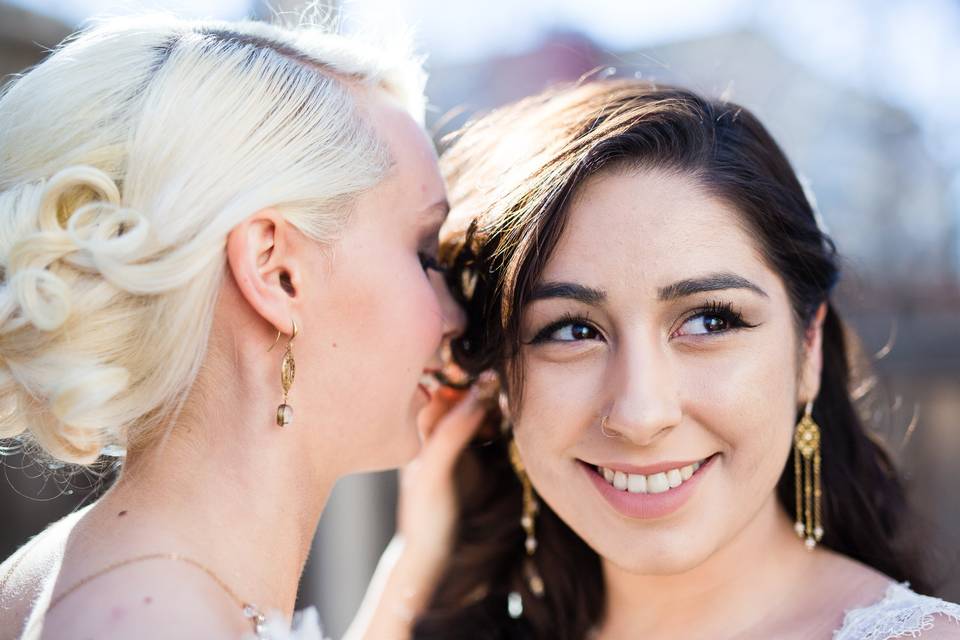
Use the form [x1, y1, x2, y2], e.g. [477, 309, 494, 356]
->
[596, 459, 706, 494]
[581, 454, 718, 520]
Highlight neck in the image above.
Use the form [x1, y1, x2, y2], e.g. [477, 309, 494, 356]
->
[85, 359, 338, 620]
[599, 495, 817, 638]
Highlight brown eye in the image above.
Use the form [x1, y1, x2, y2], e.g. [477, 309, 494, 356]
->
[532, 319, 601, 343]
[674, 300, 755, 337]
[569, 324, 597, 340]
[702, 315, 727, 332]
[678, 313, 728, 335]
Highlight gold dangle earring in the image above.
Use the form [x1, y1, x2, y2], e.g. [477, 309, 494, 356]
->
[793, 400, 823, 549]
[267, 318, 298, 427]
[508, 439, 545, 605]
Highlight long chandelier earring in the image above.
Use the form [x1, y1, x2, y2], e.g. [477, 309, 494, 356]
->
[267, 318, 298, 427]
[793, 400, 824, 549]
[507, 438, 545, 619]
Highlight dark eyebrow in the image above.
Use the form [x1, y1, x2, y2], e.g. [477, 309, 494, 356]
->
[657, 272, 768, 301]
[528, 282, 607, 305]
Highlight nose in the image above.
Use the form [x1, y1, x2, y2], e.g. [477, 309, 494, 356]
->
[603, 334, 682, 445]
[430, 269, 466, 339]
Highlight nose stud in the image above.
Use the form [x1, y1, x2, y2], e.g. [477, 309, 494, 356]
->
[600, 414, 624, 439]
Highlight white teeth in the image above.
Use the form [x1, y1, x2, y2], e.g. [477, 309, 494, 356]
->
[647, 472, 670, 493]
[627, 473, 647, 493]
[596, 457, 709, 494]
[666, 468, 683, 488]
[613, 471, 628, 491]
[419, 374, 440, 391]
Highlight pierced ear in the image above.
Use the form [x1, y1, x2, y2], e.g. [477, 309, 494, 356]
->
[798, 302, 829, 404]
[226, 208, 301, 335]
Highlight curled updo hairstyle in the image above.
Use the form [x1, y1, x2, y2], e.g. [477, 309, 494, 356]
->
[0, 15, 426, 464]
[414, 81, 929, 639]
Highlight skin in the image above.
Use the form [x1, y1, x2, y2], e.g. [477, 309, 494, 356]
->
[0, 87, 481, 639]
[505, 168, 896, 638]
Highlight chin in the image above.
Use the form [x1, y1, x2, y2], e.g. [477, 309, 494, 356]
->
[592, 530, 717, 576]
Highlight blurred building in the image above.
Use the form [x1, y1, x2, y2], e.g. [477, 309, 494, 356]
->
[0, 2, 70, 79]
[427, 28, 957, 294]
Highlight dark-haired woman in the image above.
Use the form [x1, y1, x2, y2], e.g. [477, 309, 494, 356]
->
[398, 81, 960, 639]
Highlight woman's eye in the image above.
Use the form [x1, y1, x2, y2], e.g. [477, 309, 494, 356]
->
[545, 321, 599, 342]
[418, 252, 446, 275]
[677, 313, 730, 336]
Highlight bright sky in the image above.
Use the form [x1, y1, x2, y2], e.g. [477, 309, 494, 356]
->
[8, 0, 959, 171]
[9, 0, 251, 20]
[344, 0, 958, 164]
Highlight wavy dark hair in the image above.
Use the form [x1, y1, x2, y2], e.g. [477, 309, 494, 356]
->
[414, 80, 930, 639]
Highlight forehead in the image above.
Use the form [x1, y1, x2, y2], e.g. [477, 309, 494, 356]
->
[543, 169, 772, 294]
[362, 89, 445, 207]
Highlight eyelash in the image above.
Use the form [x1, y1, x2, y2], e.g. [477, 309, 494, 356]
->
[529, 311, 600, 344]
[682, 299, 756, 335]
[528, 299, 756, 345]
[418, 251, 448, 275]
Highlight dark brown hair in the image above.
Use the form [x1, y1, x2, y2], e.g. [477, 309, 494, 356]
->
[415, 80, 929, 639]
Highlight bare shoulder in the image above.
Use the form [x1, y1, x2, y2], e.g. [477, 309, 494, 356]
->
[813, 552, 960, 639]
[808, 548, 893, 610]
[40, 559, 252, 640]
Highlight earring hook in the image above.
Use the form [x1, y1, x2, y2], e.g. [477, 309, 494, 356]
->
[267, 317, 299, 352]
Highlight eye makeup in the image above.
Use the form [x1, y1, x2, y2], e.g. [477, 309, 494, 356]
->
[526, 297, 760, 346]
[672, 299, 759, 337]
[417, 251, 447, 274]
[527, 311, 602, 345]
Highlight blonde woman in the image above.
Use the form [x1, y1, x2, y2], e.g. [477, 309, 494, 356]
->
[0, 15, 481, 640]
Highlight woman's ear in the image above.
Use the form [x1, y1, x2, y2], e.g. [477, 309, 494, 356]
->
[226, 208, 302, 334]
[798, 302, 829, 405]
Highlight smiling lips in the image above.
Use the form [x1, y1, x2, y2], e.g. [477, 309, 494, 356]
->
[418, 370, 440, 400]
[598, 459, 704, 494]
[583, 454, 717, 519]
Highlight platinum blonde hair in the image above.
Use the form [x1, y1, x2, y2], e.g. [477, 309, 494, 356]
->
[0, 14, 427, 464]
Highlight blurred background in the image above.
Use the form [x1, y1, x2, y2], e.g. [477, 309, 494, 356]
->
[1, 0, 957, 636]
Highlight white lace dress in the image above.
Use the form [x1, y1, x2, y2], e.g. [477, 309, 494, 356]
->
[834, 582, 960, 639]
[250, 583, 960, 640]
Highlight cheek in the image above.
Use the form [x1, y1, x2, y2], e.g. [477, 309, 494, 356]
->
[360, 258, 442, 344]
[511, 355, 604, 499]
[319, 257, 439, 400]
[683, 333, 798, 478]
[409, 271, 444, 353]
[370, 262, 445, 385]
[514, 354, 603, 445]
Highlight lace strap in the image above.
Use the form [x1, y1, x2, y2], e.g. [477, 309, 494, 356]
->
[834, 582, 960, 640]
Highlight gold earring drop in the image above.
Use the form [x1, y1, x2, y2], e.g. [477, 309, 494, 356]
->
[268, 318, 298, 427]
[793, 400, 823, 549]
[508, 439, 545, 601]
